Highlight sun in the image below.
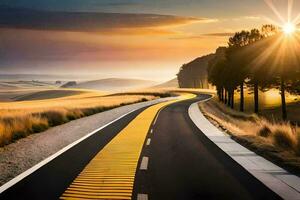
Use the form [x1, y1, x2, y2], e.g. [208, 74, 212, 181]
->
[283, 22, 296, 35]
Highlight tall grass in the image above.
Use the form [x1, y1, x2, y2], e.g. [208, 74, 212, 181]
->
[0, 92, 157, 146]
[200, 98, 300, 155]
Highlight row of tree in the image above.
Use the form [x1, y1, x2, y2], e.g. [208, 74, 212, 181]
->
[208, 24, 300, 120]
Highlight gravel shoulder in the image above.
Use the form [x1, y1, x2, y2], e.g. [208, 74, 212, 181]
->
[0, 97, 174, 186]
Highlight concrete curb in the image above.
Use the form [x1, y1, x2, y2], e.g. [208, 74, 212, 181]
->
[189, 100, 300, 200]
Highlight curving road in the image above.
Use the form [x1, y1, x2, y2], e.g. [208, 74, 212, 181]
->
[133, 94, 280, 200]
[0, 94, 280, 200]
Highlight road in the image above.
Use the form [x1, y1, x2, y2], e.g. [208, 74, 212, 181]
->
[133, 94, 280, 200]
[0, 94, 281, 200]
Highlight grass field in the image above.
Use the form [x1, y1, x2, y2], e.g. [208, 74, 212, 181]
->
[0, 89, 161, 146]
[200, 98, 300, 175]
[233, 89, 300, 123]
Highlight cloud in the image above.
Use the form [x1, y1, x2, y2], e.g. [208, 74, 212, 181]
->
[230, 15, 262, 21]
[0, 5, 206, 33]
[243, 16, 261, 20]
[170, 32, 234, 40]
[93, 1, 141, 7]
[202, 32, 234, 37]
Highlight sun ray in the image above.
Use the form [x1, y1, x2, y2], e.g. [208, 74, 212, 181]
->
[262, 16, 282, 27]
[292, 12, 300, 25]
[249, 35, 284, 76]
[288, 0, 294, 22]
[264, 0, 286, 24]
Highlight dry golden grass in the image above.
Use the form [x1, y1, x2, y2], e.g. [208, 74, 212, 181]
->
[200, 98, 300, 174]
[0, 90, 158, 146]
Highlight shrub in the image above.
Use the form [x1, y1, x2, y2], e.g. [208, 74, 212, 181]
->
[41, 110, 68, 126]
[32, 121, 49, 133]
[141, 98, 148, 102]
[257, 124, 272, 137]
[272, 128, 296, 150]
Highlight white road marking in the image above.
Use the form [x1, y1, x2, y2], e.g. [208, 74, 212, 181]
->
[153, 109, 161, 125]
[146, 138, 151, 146]
[137, 193, 148, 200]
[0, 108, 143, 194]
[150, 129, 153, 134]
[140, 156, 149, 170]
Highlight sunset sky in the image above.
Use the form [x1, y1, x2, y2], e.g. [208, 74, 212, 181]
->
[1, 0, 299, 81]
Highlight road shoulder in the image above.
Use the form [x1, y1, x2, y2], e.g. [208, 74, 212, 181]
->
[189, 99, 300, 200]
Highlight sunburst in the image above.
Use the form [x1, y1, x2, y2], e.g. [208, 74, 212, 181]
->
[283, 22, 296, 34]
[246, 0, 300, 74]
[264, 0, 298, 35]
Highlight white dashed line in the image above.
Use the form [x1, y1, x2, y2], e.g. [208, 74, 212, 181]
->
[150, 129, 153, 134]
[140, 156, 149, 170]
[146, 138, 151, 146]
[137, 193, 148, 200]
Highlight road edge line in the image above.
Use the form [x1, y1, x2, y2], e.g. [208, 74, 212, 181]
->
[188, 95, 300, 199]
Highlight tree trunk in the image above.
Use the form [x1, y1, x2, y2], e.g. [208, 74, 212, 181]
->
[240, 82, 244, 112]
[221, 87, 224, 102]
[231, 89, 234, 109]
[217, 88, 220, 101]
[227, 90, 231, 107]
[224, 89, 227, 104]
[280, 76, 287, 120]
[254, 81, 259, 113]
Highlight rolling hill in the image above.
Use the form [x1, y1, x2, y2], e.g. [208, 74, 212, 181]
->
[62, 78, 157, 92]
[152, 78, 179, 88]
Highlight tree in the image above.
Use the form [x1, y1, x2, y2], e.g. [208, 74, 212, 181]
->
[208, 56, 227, 102]
[208, 54, 238, 108]
[244, 26, 278, 114]
[243, 29, 300, 120]
[227, 31, 252, 111]
[261, 24, 278, 38]
[271, 36, 300, 120]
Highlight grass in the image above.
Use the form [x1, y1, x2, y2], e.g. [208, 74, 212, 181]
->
[200, 98, 300, 175]
[0, 90, 160, 147]
[233, 88, 300, 123]
[107, 90, 173, 98]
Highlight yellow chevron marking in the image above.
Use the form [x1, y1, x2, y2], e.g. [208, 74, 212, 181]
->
[61, 93, 196, 199]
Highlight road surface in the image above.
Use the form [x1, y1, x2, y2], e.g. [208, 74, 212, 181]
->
[0, 94, 281, 200]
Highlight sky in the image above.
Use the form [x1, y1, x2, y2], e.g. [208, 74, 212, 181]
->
[0, 0, 299, 81]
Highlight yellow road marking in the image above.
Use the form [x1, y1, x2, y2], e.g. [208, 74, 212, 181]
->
[61, 93, 196, 200]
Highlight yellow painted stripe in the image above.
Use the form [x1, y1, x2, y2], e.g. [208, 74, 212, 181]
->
[61, 93, 196, 200]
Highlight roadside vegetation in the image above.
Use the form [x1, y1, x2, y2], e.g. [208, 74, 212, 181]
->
[200, 98, 300, 175]
[203, 25, 300, 173]
[0, 90, 168, 147]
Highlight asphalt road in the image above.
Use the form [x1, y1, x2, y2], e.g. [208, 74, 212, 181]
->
[133, 94, 281, 200]
[0, 94, 281, 200]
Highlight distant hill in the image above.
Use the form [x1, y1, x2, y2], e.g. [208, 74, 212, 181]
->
[62, 78, 157, 92]
[14, 90, 84, 101]
[177, 47, 226, 89]
[153, 78, 178, 88]
[61, 81, 77, 88]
